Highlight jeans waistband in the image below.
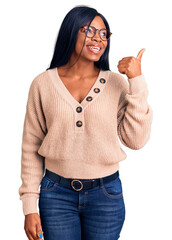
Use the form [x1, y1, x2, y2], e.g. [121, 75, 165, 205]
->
[44, 168, 119, 191]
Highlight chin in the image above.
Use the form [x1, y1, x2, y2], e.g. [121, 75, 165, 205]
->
[85, 54, 102, 62]
[90, 57, 101, 62]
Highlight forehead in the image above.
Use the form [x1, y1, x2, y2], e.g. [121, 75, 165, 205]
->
[86, 16, 106, 29]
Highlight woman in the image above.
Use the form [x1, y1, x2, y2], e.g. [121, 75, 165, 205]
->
[18, 5, 153, 240]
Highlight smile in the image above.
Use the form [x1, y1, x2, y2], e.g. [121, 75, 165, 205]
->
[86, 46, 102, 54]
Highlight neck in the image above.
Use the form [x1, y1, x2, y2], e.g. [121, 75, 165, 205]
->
[59, 54, 99, 78]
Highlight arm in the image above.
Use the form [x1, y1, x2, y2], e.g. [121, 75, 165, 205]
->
[18, 75, 47, 216]
[117, 74, 153, 149]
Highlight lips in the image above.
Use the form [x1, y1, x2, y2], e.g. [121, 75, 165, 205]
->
[86, 44, 102, 54]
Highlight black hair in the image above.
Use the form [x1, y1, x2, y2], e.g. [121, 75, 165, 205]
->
[46, 5, 111, 71]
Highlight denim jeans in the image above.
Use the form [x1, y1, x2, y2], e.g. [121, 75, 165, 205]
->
[38, 169, 126, 240]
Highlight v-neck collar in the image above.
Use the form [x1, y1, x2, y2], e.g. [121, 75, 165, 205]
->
[49, 67, 108, 111]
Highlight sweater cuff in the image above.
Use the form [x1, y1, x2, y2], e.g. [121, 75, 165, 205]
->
[128, 74, 148, 95]
[21, 195, 39, 216]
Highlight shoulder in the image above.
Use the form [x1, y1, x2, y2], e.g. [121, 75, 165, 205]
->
[29, 70, 48, 91]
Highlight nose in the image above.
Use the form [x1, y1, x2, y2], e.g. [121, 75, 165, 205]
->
[91, 30, 102, 42]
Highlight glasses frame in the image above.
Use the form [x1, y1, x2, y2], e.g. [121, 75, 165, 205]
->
[80, 25, 112, 41]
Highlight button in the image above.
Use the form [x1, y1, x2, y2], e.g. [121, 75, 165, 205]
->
[76, 120, 83, 127]
[94, 88, 100, 93]
[76, 106, 82, 113]
[99, 78, 106, 84]
[86, 96, 93, 101]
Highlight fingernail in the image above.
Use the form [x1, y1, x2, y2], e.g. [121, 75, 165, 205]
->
[40, 233, 43, 238]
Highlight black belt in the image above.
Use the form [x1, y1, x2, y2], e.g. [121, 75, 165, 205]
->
[44, 168, 119, 191]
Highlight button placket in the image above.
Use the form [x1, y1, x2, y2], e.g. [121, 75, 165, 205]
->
[74, 77, 107, 132]
[75, 105, 84, 132]
[82, 77, 106, 107]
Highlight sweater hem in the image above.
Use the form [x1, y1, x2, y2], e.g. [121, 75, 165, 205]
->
[44, 157, 125, 179]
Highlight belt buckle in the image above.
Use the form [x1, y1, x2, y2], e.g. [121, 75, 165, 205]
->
[71, 179, 83, 191]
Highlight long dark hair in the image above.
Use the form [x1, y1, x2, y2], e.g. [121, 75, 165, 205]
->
[46, 5, 111, 71]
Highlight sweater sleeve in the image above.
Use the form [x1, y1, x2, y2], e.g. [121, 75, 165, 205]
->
[18, 76, 47, 216]
[117, 74, 153, 149]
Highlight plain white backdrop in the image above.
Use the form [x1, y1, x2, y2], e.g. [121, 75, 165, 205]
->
[1, 0, 172, 239]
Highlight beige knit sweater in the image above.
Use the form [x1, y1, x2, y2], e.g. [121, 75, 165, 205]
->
[18, 67, 153, 216]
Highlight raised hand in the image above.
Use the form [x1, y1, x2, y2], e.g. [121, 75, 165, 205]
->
[117, 48, 145, 79]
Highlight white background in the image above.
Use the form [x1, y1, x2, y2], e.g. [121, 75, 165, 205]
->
[1, 0, 172, 239]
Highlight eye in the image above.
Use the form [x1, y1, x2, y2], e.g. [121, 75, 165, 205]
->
[84, 26, 92, 33]
[101, 32, 106, 36]
[100, 30, 107, 37]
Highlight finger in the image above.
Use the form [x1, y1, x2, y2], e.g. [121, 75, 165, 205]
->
[136, 48, 145, 61]
[37, 236, 44, 240]
[26, 231, 35, 240]
[117, 63, 128, 67]
[36, 223, 44, 239]
[37, 231, 44, 239]
[119, 58, 131, 63]
[121, 57, 132, 60]
[29, 229, 37, 240]
[118, 66, 127, 74]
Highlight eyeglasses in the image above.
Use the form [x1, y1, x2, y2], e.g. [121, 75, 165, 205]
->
[80, 25, 112, 41]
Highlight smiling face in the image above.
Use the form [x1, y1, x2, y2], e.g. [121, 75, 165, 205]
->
[72, 16, 108, 63]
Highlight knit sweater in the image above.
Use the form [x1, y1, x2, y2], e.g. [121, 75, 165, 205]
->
[18, 67, 153, 216]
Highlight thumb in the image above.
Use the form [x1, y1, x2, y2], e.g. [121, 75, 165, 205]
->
[136, 48, 145, 61]
[36, 223, 44, 239]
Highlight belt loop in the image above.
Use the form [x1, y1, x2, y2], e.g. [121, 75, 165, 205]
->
[99, 178, 103, 187]
[57, 175, 61, 184]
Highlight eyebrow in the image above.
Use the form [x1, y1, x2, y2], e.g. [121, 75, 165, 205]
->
[83, 24, 107, 29]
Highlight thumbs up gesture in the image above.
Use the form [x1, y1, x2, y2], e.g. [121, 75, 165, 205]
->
[117, 48, 145, 79]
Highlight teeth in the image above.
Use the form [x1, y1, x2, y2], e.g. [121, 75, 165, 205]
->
[87, 46, 100, 50]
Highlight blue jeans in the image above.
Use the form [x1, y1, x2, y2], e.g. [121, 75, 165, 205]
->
[38, 169, 126, 240]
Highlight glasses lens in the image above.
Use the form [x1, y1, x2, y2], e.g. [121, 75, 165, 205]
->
[82, 26, 111, 40]
[100, 29, 111, 40]
[84, 26, 95, 37]
[100, 29, 108, 40]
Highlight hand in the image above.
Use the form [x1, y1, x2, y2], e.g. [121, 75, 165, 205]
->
[24, 213, 44, 240]
[117, 48, 145, 79]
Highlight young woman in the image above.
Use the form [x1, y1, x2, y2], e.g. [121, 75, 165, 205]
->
[18, 5, 153, 240]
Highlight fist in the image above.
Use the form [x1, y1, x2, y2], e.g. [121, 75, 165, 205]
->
[117, 48, 145, 79]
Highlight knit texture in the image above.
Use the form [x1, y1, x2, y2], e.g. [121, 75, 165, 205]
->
[18, 67, 153, 216]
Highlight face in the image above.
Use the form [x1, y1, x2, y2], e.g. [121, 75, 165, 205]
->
[73, 16, 108, 62]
